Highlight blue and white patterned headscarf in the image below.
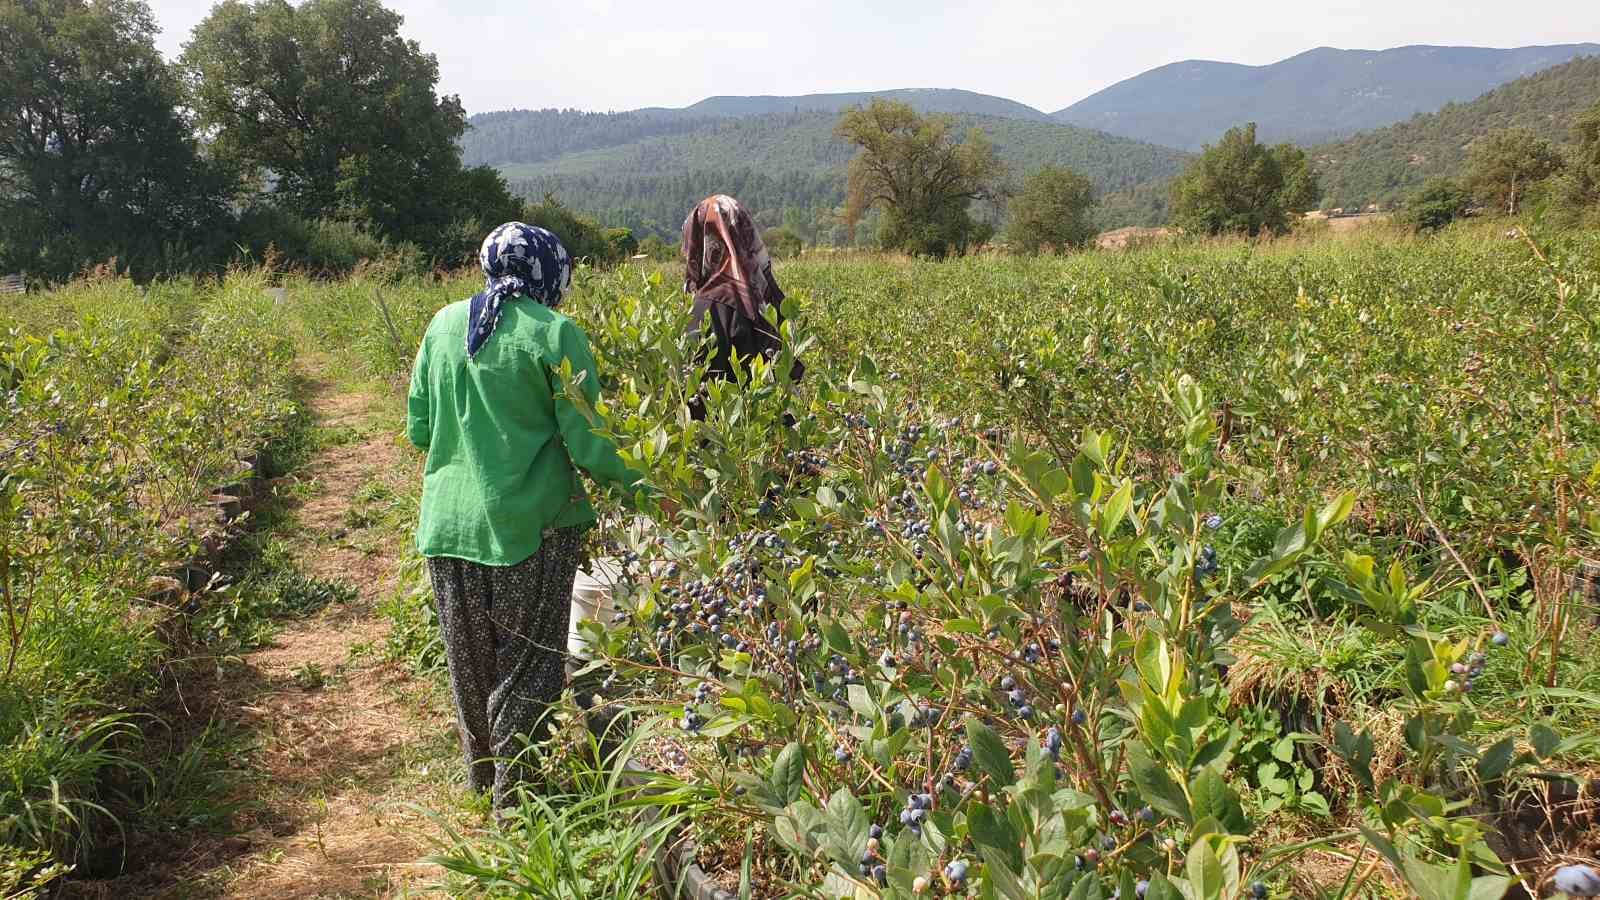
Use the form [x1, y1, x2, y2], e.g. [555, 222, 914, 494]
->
[466, 222, 573, 359]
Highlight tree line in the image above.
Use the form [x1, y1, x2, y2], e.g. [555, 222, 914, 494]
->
[0, 0, 1313, 279]
[1392, 110, 1600, 232]
[832, 100, 1323, 255]
[0, 0, 616, 284]
[461, 108, 728, 168]
[7, 0, 1591, 284]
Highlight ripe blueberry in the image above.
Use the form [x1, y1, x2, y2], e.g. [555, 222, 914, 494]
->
[1553, 864, 1600, 896]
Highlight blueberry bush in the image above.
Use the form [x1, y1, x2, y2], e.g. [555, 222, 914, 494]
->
[48, 224, 1591, 898]
[0, 272, 298, 885]
[545, 229, 1597, 898]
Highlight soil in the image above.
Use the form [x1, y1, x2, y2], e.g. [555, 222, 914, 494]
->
[1093, 226, 1176, 251]
[63, 365, 459, 900]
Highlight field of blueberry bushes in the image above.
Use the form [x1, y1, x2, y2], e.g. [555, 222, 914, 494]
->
[295, 226, 1595, 899]
[0, 273, 301, 888]
[6, 225, 1600, 899]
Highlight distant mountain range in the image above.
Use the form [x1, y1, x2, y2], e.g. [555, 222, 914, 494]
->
[460, 43, 1600, 236]
[460, 89, 1061, 171]
[1053, 43, 1600, 149]
[1312, 55, 1600, 208]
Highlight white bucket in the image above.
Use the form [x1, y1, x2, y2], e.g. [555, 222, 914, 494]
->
[569, 556, 623, 659]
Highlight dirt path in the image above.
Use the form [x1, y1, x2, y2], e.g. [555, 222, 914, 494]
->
[83, 368, 461, 899]
[211, 374, 451, 900]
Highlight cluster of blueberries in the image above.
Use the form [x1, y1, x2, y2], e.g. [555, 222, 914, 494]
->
[899, 792, 934, 834]
[857, 845, 885, 885]
[679, 703, 704, 734]
[960, 459, 1001, 479]
[953, 458, 1001, 513]
[856, 824, 962, 888]
[883, 423, 933, 480]
[1446, 635, 1507, 694]
[786, 447, 828, 478]
[656, 576, 758, 653]
[894, 607, 926, 650]
[1001, 675, 1036, 720]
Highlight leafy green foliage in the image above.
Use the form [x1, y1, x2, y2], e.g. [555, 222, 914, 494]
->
[427, 720, 698, 899]
[1005, 165, 1097, 253]
[1464, 128, 1565, 215]
[1557, 99, 1600, 214]
[1397, 178, 1474, 232]
[763, 227, 804, 259]
[0, 273, 298, 875]
[322, 231, 1580, 896]
[521, 195, 638, 267]
[0, 0, 234, 282]
[1170, 124, 1319, 236]
[182, 0, 518, 264]
[16, 226, 1600, 896]
[837, 100, 1006, 256]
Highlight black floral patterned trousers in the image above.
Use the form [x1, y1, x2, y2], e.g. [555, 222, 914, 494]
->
[426, 527, 583, 807]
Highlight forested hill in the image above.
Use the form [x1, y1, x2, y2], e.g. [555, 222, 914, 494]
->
[674, 88, 1053, 121]
[1312, 55, 1600, 209]
[462, 109, 729, 168]
[461, 89, 1054, 168]
[1054, 43, 1600, 150]
[466, 108, 1190, 239]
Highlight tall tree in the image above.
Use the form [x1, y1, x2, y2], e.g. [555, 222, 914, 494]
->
[1271, 144, 1321, 213]
[0, 0, 230, 281]
[1464, 127, 1564, 215]
[1557, 101, 1600, 213]
[836, 99, 1004, 257]
[1004, 165, 1096, 253]
[183, 0, 508, 259]
[1169, 123, 1319, 236]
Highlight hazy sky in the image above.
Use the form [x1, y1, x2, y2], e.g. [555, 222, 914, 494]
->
[148, 0, 1599, 115]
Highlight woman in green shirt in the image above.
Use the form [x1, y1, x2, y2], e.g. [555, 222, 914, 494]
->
[407, 222, 642, 807]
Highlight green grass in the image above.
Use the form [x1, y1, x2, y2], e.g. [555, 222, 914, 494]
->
[0, 273, 309, 889]
[425, 718, 702, 899]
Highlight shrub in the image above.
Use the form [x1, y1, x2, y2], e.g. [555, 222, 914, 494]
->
[763, 226, 804, 259]
[1397, 178, 1474, 232]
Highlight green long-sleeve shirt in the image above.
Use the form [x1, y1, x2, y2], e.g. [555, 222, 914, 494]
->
[406, 297, 641, 566]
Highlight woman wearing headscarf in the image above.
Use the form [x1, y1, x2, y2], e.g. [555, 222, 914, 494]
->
[682, 195, 803, 419]
[406, 222, 645, 807]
